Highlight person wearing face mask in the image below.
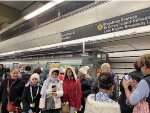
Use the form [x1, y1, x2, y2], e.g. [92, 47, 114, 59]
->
[22, 73, 42, 113]
[39, 66, 63, 113]
[61, 66, 82, 113]
[0, 68, 25, 113]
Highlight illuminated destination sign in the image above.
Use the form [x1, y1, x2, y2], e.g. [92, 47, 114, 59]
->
[61, 7, 150, 42]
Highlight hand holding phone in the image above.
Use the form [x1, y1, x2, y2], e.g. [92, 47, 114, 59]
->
[52, 85, 56, 92]
[124, 75, 130, 81]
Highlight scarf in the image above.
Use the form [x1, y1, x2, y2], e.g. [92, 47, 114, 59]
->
[40, 76, 59, 97]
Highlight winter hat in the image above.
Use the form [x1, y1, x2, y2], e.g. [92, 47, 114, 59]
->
[79, 66, 89, 75]
[49, 68, 60, 77]
[49, 63, 60, 77]
[30, 73, 40, 81]
[65, 66, 77, 80]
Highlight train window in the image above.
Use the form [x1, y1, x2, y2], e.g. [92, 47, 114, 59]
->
[46, 62, 60, 68]
[13, 63, 19, 68]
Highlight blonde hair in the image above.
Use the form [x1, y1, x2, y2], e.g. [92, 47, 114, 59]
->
[10, 67, 19, 73]
[138, 53, 150, 68]
[10, 68, 20, 78]
[101, 63, 110, 70]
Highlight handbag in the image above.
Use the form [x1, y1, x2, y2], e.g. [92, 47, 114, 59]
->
[61, 80, 78, 113]
[7, 100, 15, 112]
[61, 102, 70, 113]
[6, 79, 15, 112]
[39, 98, 45, 109]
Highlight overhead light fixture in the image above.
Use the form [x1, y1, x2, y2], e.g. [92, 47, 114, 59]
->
[54, 0, 65, 4]
[23, 0, 65, 20]
[24, 2, 54, 20]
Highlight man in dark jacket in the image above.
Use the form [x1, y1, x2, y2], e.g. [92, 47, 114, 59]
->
[22, 65, 32, 84]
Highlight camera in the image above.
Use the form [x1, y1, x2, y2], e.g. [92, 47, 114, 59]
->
[124, 74, 130, 81]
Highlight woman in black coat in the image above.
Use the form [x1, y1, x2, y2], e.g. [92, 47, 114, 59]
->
[22, 73, 42, 113]
[0, 68, 25, 113]
[118, 72, 142, 113]
[78, 66, 92, 113]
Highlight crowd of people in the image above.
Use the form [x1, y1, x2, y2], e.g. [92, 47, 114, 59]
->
[0, 53, 149, 113]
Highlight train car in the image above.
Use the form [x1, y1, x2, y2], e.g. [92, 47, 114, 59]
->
[1, 51, 108, 77]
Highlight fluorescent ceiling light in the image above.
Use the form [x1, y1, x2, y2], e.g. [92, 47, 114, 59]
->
[23, 0, 65, 20]
[24, 2, 54, 20]
[54, 0, 65, 4]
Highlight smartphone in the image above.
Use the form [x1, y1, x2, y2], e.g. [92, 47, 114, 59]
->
[124, 75, 130, 81]
[52, 85, 56, 92]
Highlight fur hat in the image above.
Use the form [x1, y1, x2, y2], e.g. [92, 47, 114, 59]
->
[65, 66, 77, 80]
[79, 66, 89, 75]
[49, 68, 60, 77]
[30, 73, 40, 81]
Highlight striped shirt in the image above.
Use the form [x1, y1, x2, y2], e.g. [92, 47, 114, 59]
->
[130, 79, 149, 105]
